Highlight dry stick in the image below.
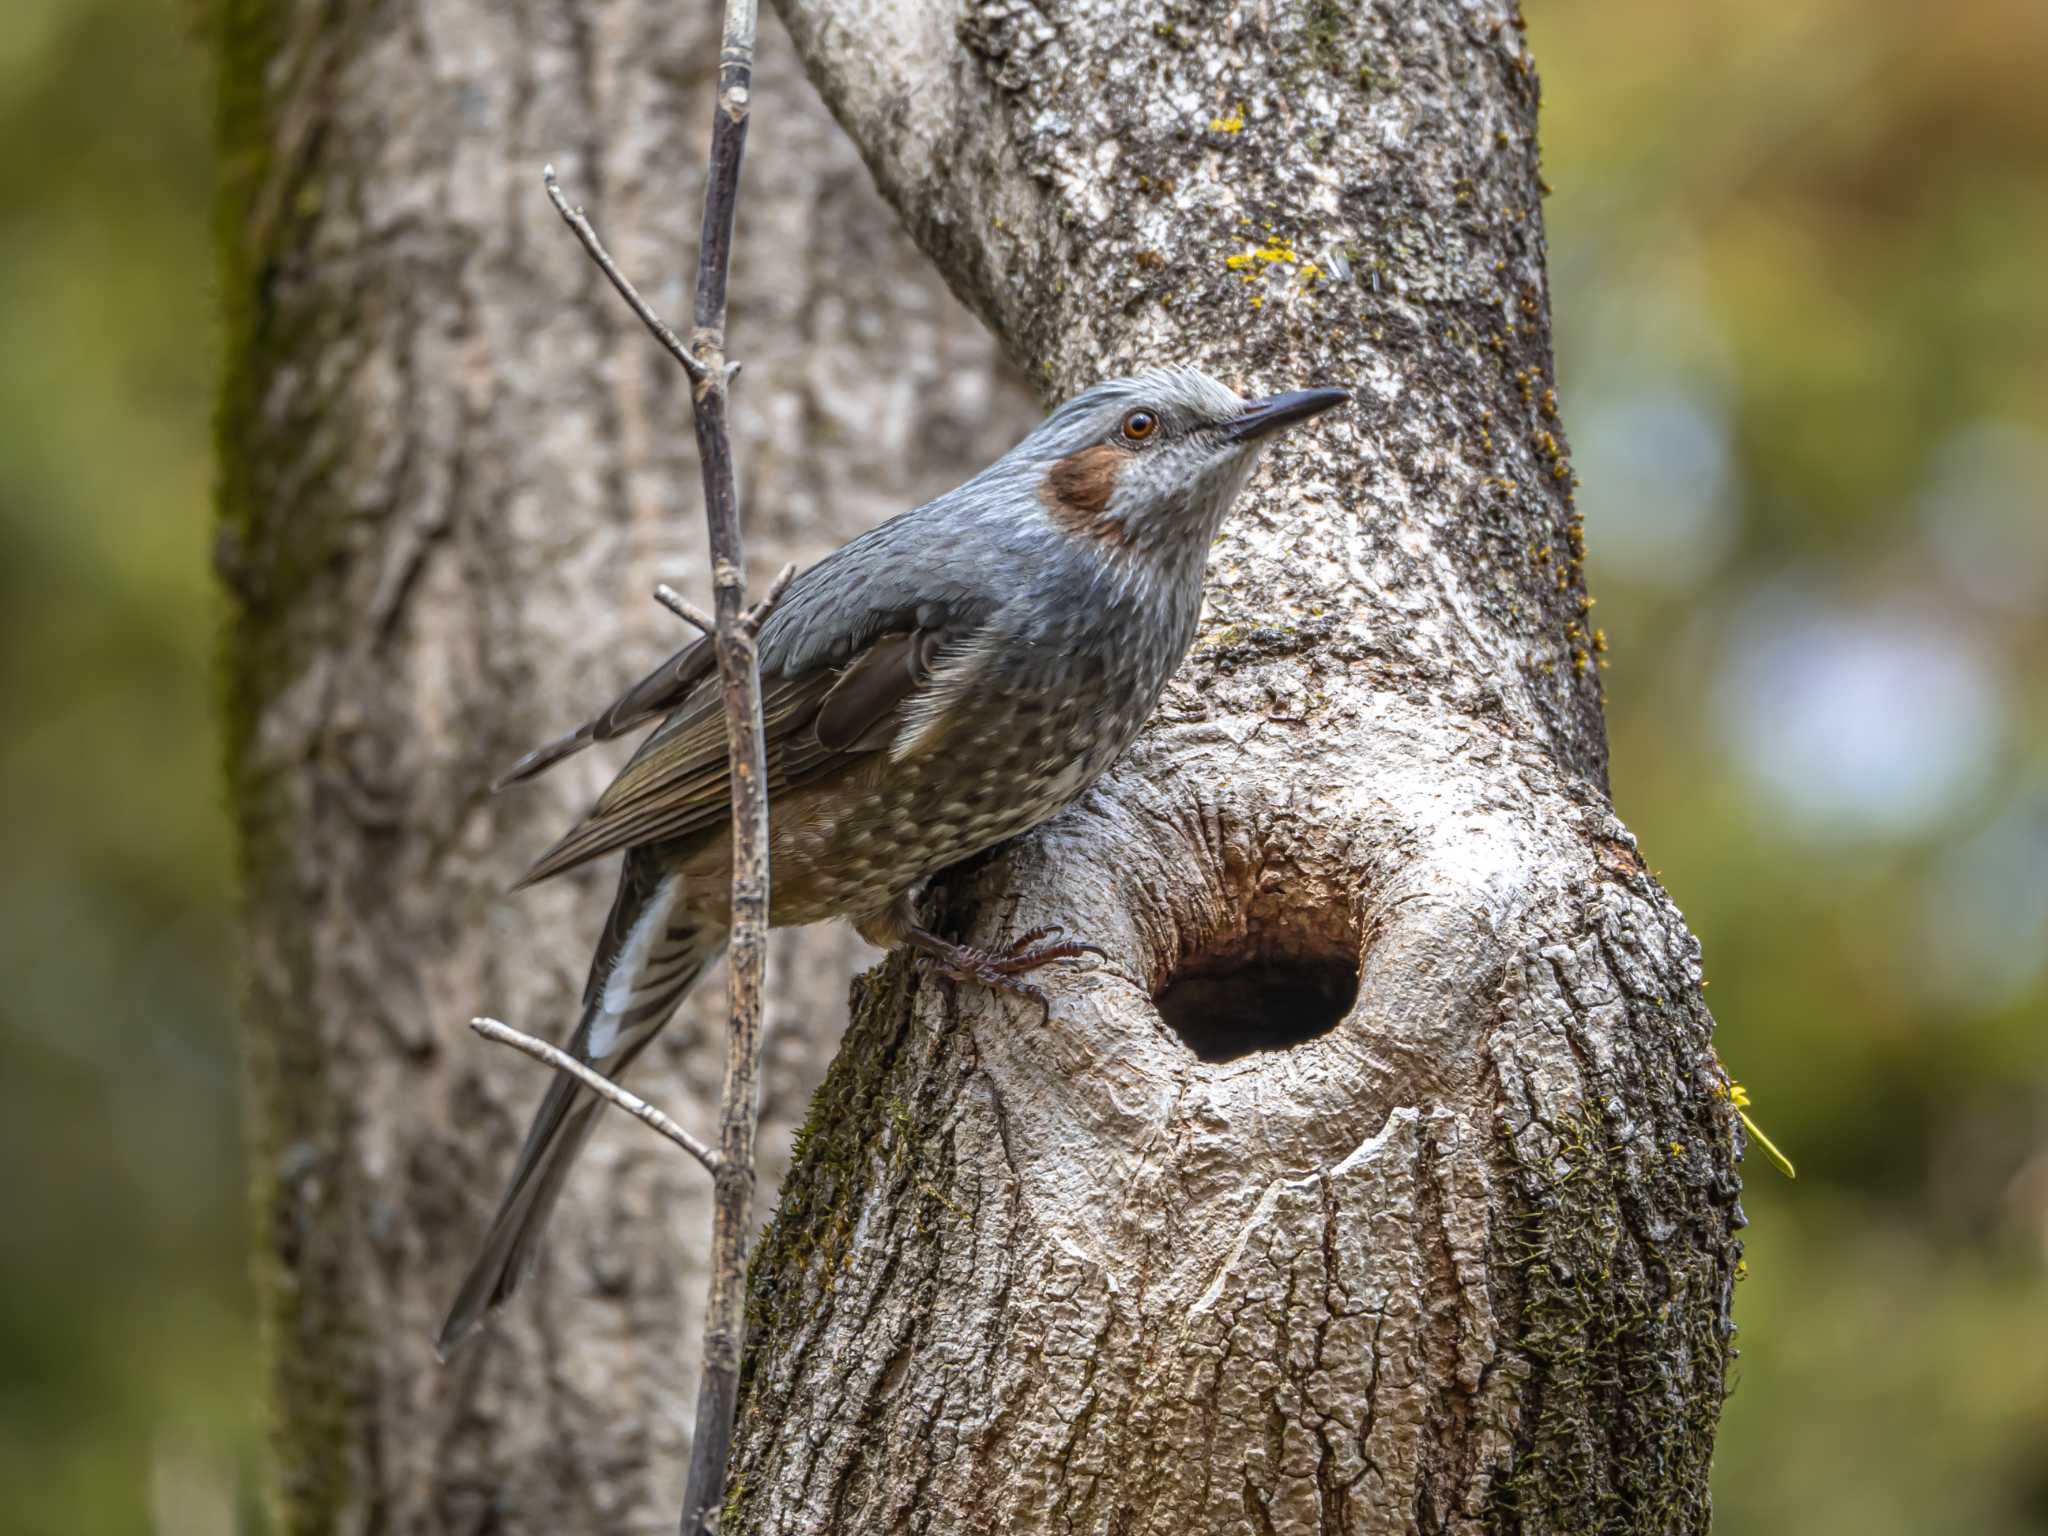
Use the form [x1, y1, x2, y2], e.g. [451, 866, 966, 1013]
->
[654, 561, 793, 641]
[677, 1, 765, 1529]
[654, 582, 718, 637]
[542, 166, 708, 384]
[540, 1, 764, 1525]
[743, 561, 798, 634]
[468, 1017, 719, 1173]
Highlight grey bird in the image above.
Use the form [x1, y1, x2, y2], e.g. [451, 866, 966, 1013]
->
[437, 367, 1348, 1353]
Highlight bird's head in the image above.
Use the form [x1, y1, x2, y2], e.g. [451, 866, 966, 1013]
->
[1020, 367, 1349, 558]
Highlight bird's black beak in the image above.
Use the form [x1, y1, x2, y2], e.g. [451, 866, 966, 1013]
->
[1225, 386, 1351, 443]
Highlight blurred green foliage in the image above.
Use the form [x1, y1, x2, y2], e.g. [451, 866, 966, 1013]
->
[1539, 1, 2048, 1532]
[1, 0, 258, 1533]
[1, 0, 2040, 1531]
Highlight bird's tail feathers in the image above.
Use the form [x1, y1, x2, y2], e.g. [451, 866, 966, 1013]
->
[436, 867, 725, 1356]
[490, 724, 600, 792]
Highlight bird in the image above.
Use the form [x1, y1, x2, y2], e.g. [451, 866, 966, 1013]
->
[436, 366, 1349, 1353]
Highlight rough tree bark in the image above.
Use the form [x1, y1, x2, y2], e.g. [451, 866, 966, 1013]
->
[720, 1, 1745, 1532]
[213, 2, 1034, 1529]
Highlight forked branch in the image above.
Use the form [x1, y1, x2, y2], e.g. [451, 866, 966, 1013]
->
[537, 0, 768, 1527]
[542, 165, 709, 384]
[656, 560, 795, 640]
[676, 2, 767, 1527]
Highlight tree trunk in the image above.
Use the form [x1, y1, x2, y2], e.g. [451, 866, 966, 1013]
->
[214, 2, 1033, 1529]
[724, 1, 1744, 1532]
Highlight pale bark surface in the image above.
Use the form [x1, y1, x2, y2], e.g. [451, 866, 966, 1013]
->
[725, 1, 1745, 1532]
[215, 2, 1033, 1528]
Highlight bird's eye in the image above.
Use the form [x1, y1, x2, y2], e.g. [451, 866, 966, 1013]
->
[1121, 409, 1160, 442]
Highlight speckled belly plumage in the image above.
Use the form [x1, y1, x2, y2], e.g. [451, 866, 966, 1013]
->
[673, 664, 1154, 929]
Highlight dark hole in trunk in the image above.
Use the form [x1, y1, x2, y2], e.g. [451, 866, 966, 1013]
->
[1155, 955, 1358, 1063]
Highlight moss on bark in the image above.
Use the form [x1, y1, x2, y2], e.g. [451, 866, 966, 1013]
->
[1490, 1108, 1731, 1534]
[210, 1, 368, 1527]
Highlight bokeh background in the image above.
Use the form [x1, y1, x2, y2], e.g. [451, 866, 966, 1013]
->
[3, 0, 2042, 1531]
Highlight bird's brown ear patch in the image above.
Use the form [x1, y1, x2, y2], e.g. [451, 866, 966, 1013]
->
[1041, 444, 1132, 546]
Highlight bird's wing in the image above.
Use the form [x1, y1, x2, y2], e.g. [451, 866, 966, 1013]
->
[491, 494, 992, 792]
[511, 604, 984, 888]
[491, 636, 719, 791]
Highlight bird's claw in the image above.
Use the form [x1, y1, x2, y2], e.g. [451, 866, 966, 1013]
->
[992, 925, 1107, 968]
[914, 926, 1105, 1022]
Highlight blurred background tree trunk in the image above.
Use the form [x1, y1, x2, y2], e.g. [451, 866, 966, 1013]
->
[721, 0, 1745, 1531]
[214, 1, 1032, 1528]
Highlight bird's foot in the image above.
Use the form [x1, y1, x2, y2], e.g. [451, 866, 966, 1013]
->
[906, 924, 1105, 1022]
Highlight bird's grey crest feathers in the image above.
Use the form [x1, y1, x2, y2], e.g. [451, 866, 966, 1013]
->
[1027, 366, 1249, 456]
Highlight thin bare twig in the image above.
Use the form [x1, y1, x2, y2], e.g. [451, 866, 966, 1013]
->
[677, 1, 767, 1529]
[468, 1017, 719, 1173]
[654, 582, 717, 637]
[542, 164, 709, 384]
[743, 561, 798, 635]
[543, 5, 767, 1530]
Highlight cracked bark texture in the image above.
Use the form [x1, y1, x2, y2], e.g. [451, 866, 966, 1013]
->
[214, 0, 1035, 1528]
[725, 0, 1746, 1532]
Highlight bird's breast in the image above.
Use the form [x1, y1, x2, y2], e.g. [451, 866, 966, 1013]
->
[714, 575, 1202, 929]
[753, 634, 1168, 925]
